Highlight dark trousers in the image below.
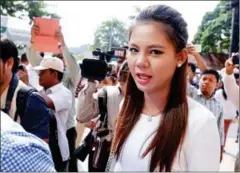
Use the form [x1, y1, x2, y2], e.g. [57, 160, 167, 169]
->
[50, 141, 68, 172]
[67, 127, 78, 172]
[88, 150, 106, 172]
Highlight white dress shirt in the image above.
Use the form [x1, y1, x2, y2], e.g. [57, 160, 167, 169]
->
[40, 83, 72, 161]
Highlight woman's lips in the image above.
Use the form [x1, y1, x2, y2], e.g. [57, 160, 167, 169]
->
[135, 73, 152, 85]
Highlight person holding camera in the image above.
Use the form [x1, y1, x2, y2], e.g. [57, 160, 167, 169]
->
[76, 60, 129, 171]
[221, 54, 239, 172]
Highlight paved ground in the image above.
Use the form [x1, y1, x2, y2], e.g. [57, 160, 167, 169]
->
[220, 123, 239, 171]
[77, 122, 239, 172]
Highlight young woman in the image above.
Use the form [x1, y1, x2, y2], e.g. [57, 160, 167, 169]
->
[215, 82, 238, 148]
[106, 5, 220, 171]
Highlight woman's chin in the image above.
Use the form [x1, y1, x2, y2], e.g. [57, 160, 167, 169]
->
[135, 83, 153, 93]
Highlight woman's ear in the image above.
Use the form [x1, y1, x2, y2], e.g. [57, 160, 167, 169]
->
[176, 49, 188, 67]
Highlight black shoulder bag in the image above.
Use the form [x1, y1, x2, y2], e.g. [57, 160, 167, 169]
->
[92, 87, 112, 170]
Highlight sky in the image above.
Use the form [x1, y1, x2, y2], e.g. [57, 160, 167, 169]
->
[45, 1, 219, 47]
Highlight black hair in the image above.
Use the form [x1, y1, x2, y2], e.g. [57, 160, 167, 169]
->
[0, 39, 19, 73]
[40, 52, 45, 58]
[134, 4, 188, 52]
[188, 62, 196, 73]
[49, 69, 64, 82]
[21, 53, 28, 63]
[202, 69, 220, 82]
[221, 83, 228, 100]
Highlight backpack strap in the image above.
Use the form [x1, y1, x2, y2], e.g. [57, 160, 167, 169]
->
[2, 73, 19, 115]
[98, 87, 108, 128]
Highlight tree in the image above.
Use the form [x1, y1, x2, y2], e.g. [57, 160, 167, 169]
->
[0, 0, 60, 24]
[128, 5, 141, 20]
[193, 0, 232, 53]
[92, 18, 128, 51]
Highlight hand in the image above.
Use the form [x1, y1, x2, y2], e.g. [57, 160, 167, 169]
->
[186, 44, 199, 57]
[17, 65, 29, 85]
[225, 55, 239, 75]
[31, 25, 40, 43]
[85, 121, 96, 129]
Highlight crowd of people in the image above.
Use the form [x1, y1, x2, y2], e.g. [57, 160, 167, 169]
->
[1, 4, 239, 172]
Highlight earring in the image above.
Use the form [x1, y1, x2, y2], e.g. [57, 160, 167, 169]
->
[177, 63, 182, 68]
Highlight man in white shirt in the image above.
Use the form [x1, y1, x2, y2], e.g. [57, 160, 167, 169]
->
[28, 26, 80, 171]
[33, 56, 72, 172]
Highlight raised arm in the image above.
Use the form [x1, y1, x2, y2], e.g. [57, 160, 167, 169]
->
[186, 44, 208, 72]
[77, 80, 99, 123]
[56, 29, 80, 86]
[222, 57, 239, 110]
[26, 25, 43, 67]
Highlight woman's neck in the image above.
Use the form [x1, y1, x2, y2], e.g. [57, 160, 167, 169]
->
[142, 87, 169, 116]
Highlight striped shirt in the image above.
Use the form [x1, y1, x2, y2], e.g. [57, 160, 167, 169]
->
[188, 85, 224, 145]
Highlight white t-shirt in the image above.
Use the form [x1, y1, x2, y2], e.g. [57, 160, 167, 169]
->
[114, 97, 220, 171]
[1, 80, 26, 119]
[40, 83, 72, 161]
[215, 89, 238, 119]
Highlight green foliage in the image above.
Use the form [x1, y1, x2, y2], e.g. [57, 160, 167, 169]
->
[0, 0, 60, 24]
[92, 18, 128, 51]
[193, 0, 232, 53]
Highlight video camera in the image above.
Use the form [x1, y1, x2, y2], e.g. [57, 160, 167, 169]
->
[80, 47, 127, 81]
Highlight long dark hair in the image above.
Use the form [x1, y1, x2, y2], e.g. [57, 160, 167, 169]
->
[111, 5, 189, 172]
[221, 83, 228, 100]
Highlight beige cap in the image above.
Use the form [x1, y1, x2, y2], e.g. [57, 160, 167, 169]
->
[33, 56, 64, 73]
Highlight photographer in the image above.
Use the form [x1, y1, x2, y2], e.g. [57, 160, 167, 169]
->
[77, 60, 129, 171]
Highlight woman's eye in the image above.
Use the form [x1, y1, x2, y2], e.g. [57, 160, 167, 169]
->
[150, 50, 163, 55]
[129, 48, 138, 53]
